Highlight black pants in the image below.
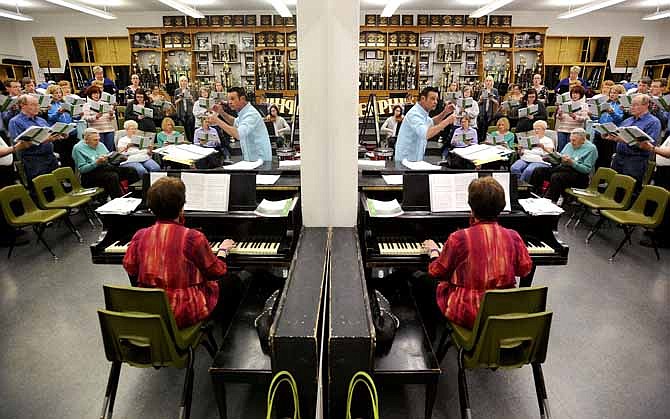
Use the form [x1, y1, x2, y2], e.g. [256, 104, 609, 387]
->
[52, 133, 78, 169]
[0, 165, 17, 244]
[530, 165, 589, 202]
[652, 166, 670, 246]
[593, 132, 615, 169]
[81, 165, 139, 198]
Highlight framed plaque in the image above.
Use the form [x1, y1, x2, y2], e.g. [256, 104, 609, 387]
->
[246, 15, 257, 26]
[163, 33, 173, 48]
[390, 15, 401, 26]
[502, 34, 512, 48]
[477, 16, 488, 26]
[289, 49, 297, 60]
[256, 33, 266, 47]
[489, 15, 501, 27]
[272, 15, 284, 26]
[379, 16, 388, 26]
[210, 15, 222, 27]
[402, 15, 414, 26]
[163, 16, 174, 27]
[187, 16, 197, 27]
[408, 33, 417, 46]
[260, 15, 272, 26]
[285, 16, 296, 26]
[501, 16, 512, 27]
[399, 32, 408, 46]
[418, 15, 429, 26]
[389, 33, 398, 47]
[466, 17, 476, 26]
[452, 15, 464, 26]
[376, 33, 385, 47]
[197, 16, 210, 27]
[266, 32, 276, 45]
[366, 32, 376, 46]
[183, 33, 191, 48]
[483, 33, 493, 48]
[233, 15, 245, 26]
[442, 15, 452, 26]
[376, 50, 385, 60]
[430, 15, 441, 26]
[366, 50, 376, 60]
[365, 14, 378, 26]
[222, 15, 233, 27]
[276, 33, 285, 47]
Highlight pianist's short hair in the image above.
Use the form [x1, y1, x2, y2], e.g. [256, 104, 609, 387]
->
[467, 177, 506, 221]
[148, 177, 186, 220]
[227, 86, 247, 100]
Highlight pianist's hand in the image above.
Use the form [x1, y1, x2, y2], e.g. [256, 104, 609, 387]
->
[422, 240, 438, 255]
[221, 239, 236, 251]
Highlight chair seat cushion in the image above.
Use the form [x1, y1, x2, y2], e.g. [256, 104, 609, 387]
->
[601, 209, 655, 226]
[577, 195, 626, 210]
[13, 208, 66, 226]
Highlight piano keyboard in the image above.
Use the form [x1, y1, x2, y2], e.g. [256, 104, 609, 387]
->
[377, 240, 554, 256]
[104, 240, 281, 256]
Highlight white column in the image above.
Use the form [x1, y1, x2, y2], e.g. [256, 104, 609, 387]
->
[297, 0, 359, 227]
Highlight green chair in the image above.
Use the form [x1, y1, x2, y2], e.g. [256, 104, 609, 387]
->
[642, 160, 656, 186]
[0, 184, 68, 259]
[52, 166, 105, 199]
[116, 105, 126, 130]
[97, 285, 218, 419]
[487, 126, 497, 134]
[546, 106, 557, 130]
[434, 287, 553, 419]
[564, 167, 617, 227]
[32, 173, 93, 240]
[574, 174, 636, 242]
[174, 125, 186, 134]
[600, 185, 669, 261]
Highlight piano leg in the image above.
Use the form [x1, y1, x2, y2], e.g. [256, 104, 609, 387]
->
[211, 376, 228, 419]
[425, 377, 439, 419]
[520, 265, 536, 288]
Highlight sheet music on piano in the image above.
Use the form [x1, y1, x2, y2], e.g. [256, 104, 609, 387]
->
[181, 173, 231, 212]
[429, 173, 478, 212]
[492, 172, 512, 211]
[149, 172, 168, 185]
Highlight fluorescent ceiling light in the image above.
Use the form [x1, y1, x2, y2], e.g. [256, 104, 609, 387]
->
[44, 0, 116, 19]
[0, 8, 33, 21]
[557, 0, 626, 19]
[469, 0, 516, 19]
[268, 0, 292, 18]
[381, 0, 402, 17]
[157, 0, 204, 19]
[643, 9, 670, 19]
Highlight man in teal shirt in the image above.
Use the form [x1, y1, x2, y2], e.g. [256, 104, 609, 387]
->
[394, 86, 455, 162]
[209, 87, 272, 162]
[529, 128, 598, 203]
[72, 128, 138, 198]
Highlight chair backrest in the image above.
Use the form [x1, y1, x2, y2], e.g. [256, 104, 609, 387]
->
[468, 287, 552, 368]
[642, 160, 656, 186]
[174, 125, 185, 134]
[97, 310, 183, 368]
[546, 105, 557, 118]
[52, 167, 84, 192]
[602, 174, 636, 207]
[545, 129, 558, 149]
[487, 125, 497, 134]
[628, 185, 670, 228]
[32, 174, 68, 207]
[587, 167, 617, 193]
[103, 285, 181, 343]
[0, 184, 40, 225]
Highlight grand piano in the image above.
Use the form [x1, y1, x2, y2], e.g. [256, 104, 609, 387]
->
[90, 172, 301, 271]
[358, 172, 568, 286]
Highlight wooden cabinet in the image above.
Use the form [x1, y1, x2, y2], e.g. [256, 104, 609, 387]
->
[544, 36, 610, 91]
[64, 36, 131, 92]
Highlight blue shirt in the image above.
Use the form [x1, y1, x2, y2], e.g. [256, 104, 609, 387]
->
[394, 103, 433, 161]
[47, 101, 73, 125]
[8, 112, 54, 159]
[616, 112, 661, 158]
[193, 126, 220, 148]
[555, 77, 588, 94]
[234, 103, 272, 162]
[597, 101, 624, 125]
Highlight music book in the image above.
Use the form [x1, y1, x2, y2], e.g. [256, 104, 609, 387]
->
[429, 173, 478, 212]
[211, 92, 226, 101]
[651, 94, 670, 112]
[254, 198, 296, 217]
[445, 91, 462, 101]
[181, 172, 230, 212]
[198, 97, 216, 108]
[105, 151, 127, 165]
[130, 134, 155, 149]
[454, 132, 476, 145]
[492, 172, 512, 211]
[49, 122, 77, 135]
[122, 150, 151, 164]
[555, 92, 571, 104]
[401, 159, 442, 170]
[382, 174, 403, 185]
[256, 174, 281, 185]
[161, 132, 186, 145]
[588, 101, 612, 115]
[518, 104, 539, 118]
[61, 102, 84, 116]
[617, 126, 653, 146]
[618, 93, 638, 108]
[560, 101, 582, 113]
[589, 94, 608, 104]
[592, 122, 618, 136]
[71, 187, 99, 197]
[15, 123, 75, 144]
[64, 94, 86, 106]
[91, 101, 113, 114]
[456, 97, 473, 109]
[485, 133, 507, 145]
[95, 197, 142, 215]
[518, 198, 564, 216]
[132, 104, 153, 118]
[0, 95, 17, 112]
[542, 151, 563, 166]
[101, 92, 117, 105]
[31, 93, 51, 108]
[366, 198, 404, 217]
[223, 159, 263, 170]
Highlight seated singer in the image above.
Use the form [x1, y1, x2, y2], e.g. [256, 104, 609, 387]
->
[417, 177, 533, 337]
[394, 86, 456, 162]
[123, 177, 237, 329]
[209, 87, 272, 162]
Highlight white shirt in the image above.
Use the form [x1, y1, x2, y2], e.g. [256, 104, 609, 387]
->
[0, 136, 13, 166]
[657, 136, 670, 167]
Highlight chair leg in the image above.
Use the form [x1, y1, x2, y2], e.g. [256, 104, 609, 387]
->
[425, 377, 438, 419]
[179, 347, 195, 419]
[573, 207, 587, 229]
[7, 228, 17, 259]
[609, 226, 634, 262]
[532, 363, 551, 419]
[212, 377, 228, 419]
[33, 224, 57, 260]
[585, 217, 605, 244]
[435, 326, 452, 364]
[99, 361, 121, 419]
[649, 231, 661, 261]
[63, 214, 83, 243]
[83, 204, 96, 227]
[457, 348, 472, 419]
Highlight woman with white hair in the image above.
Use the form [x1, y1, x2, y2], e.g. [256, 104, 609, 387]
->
[529, 128, 598, 203]
[510, 120, 555, 183]
[71, 128, 139, 198]
[555, 65, 588, 95]
[116, 120, 161, 176]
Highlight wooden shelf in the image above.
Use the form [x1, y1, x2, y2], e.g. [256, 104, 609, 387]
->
[131, 48, 162, 52]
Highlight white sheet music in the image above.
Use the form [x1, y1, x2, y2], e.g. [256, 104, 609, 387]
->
[451, 144, 492, 158]
[358, 159, 386, 167]
[492, 172, 512, 211]
[181, 173, 230, 212]
[429, 173, 478, 212]
[256, 174, 281, 185]
[382, 175, 403, 185]
[223, 159, 263, 170]
[279, 160, 301, 167]
[149, 172, 168, 185]
[401, 159, 442, 170]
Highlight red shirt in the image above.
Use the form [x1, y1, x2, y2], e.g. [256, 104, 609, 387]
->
[123, 220, 227, 328]
[428, 221, 533, 329]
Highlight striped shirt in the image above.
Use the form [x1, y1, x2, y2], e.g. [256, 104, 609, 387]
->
[428, 221, 533, 329]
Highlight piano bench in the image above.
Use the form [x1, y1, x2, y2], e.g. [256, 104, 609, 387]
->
[209, 282, 274, 419]
[373, 291, 441, 419]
